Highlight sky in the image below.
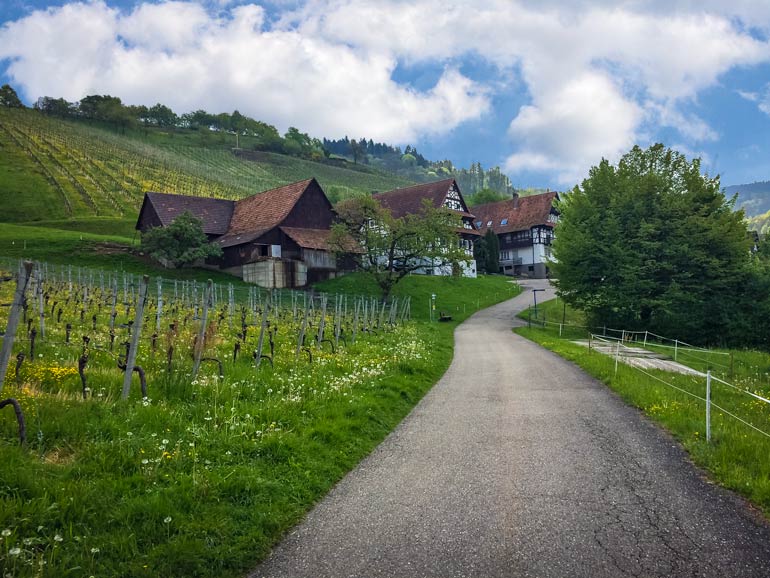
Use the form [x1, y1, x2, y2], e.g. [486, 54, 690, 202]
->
[2, 1, 770, 191]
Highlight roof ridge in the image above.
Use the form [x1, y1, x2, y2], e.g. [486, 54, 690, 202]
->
[235, 177, 315, 205]
[374, 178, 455, 196]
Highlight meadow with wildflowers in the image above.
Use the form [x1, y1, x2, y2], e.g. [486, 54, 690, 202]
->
[0, 263, 518, 577]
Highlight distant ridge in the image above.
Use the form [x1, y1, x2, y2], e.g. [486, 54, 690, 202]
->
[724, 181, 770, 217]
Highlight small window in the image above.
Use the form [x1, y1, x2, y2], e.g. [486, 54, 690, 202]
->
[487, 220, 493, 227]
[475, 220, 482, 228]
[501, 218, 508, 225]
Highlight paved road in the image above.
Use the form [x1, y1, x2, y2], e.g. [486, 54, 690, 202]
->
[251, 279, 770, 578]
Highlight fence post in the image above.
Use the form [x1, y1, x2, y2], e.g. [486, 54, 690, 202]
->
[706, 370, 711, 442]
[0, 261, 34, 394]
[674, 339, 678, 361]
[643, 330, 648, 347]
[122, 275, 149, 400]
[191, 280, 213, 380]
[614, 340, 620, 375]
[255, 299, 270, 368]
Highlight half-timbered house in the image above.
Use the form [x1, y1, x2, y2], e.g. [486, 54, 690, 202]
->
[471, 191, 559, 278]
[135, 178, 343, 288]
[372, 178, 480, 277]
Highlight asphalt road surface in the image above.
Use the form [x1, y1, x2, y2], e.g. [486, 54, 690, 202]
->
[251, 279, 770, 578]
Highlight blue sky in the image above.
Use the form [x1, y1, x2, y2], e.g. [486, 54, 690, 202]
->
[2, 1, 770, 191]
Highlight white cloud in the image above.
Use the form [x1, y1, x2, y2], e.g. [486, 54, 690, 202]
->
[2, 0, 770, 184]
[739, 83, 770, 117]
[505, 71, 642, 183]
[290, 0, 770, 182]
[0, 1, 490, 143]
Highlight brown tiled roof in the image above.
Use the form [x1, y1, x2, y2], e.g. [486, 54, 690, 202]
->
[280, 227, 333, 250]
[143, 192, 234, 235]
[281, 227, 362, 253]
[373, 178, 473, 219]
[472, 192, 559, 234]
[216, 178, 316, 248]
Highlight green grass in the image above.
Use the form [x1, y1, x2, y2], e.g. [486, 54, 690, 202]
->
[0, 223, 252, 286]
[316, 273, 520, 323]
[0, 270, 520, 577]
[516, 299, 770, 518]
[0, 107, 411, 226]
[18, 218, 139, 239]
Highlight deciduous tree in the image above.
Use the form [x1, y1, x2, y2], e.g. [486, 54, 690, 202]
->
[141, 212, 223, 269]
[331, 196, 471, 298]
[0, 84, 23, 108]
[552, 144, 750, 344]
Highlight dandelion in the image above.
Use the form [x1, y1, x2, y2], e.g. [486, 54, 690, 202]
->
[9, 547, 21, 556]
[162, 439, 169, 445]
[141, 459, 149, 465]
[163, 516, 172, 524]
[54, 534, 63, 542]
[90, 547, 100, 554]
[1, 529, 10, 537]
[126, 432, 133, 437]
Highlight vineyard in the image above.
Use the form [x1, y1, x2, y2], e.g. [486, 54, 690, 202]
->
[0, 259, 519, 577]
[0, 107, 412, 224]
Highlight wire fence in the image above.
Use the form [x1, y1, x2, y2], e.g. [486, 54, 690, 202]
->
[524, 309, 770, 445]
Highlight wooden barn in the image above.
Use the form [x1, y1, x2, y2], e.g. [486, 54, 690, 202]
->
[135, 178, 344, 288]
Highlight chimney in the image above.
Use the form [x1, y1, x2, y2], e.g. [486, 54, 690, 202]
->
[512, 193, 519, 209]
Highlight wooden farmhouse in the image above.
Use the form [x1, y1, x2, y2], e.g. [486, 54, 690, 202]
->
[471, 191, 559, 278]
[135, 178, 342, 288]
[373, 178, 480, 277]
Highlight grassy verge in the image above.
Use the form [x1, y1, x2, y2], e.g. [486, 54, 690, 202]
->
[18, 218, 139, 239]
[0, 223, 253, 285]
[516, 299, 770, 517]
[0, 272, 519, 577]
[316, 272, 520, 323]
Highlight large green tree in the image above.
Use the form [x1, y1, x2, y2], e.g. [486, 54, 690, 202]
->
[141, 211, 223, 268]
[552, 144, 751, 344]
[331, 196, 472, 298]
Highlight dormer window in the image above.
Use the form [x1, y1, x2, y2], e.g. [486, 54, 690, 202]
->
[475, 220, 482, 228]
[501, 218, 508, 225]
[487, 220, 493, 227]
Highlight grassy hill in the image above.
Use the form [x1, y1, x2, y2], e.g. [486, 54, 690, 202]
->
[0, 107, 412, 233]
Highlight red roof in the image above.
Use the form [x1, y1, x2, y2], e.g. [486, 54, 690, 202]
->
[142, 192, 234, 235]
[280, 227, 333, 250]
[373, 178, 474, 219]
[216, 179, 316, 247]
[472, 192, 559, 234]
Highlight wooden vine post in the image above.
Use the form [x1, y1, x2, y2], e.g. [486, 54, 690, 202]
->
[0, 261, 34, 394]
[296, 299, 311, 361]
[121, 275, 149, 400]
[192, 280, 213, 379]
[255, 299, 270, 368]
